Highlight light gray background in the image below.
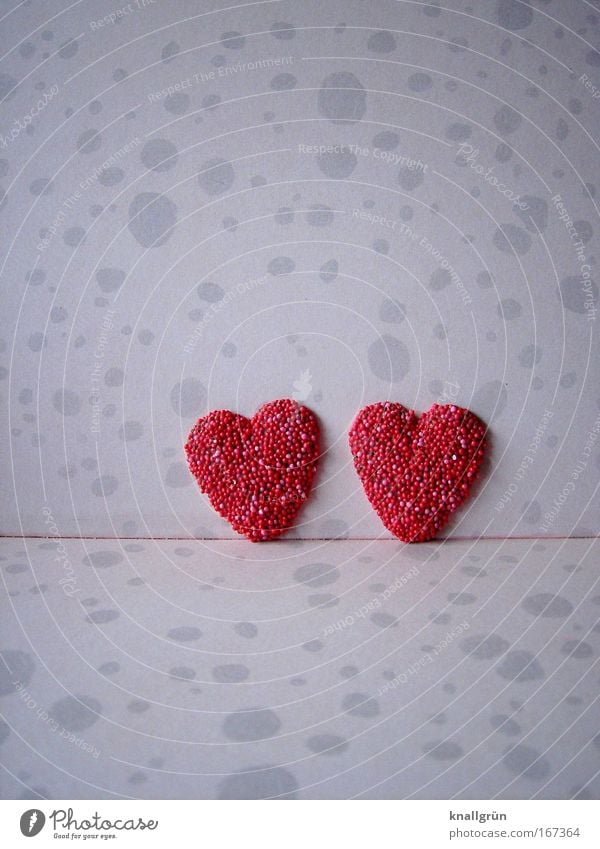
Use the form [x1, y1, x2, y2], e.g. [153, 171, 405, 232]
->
[1, 0, 599, 802]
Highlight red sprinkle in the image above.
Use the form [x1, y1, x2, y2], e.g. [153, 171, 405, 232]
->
[185, 399, 320, 542]
[349, 402, 487, 542]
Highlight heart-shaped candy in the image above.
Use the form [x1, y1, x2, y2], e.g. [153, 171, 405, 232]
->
[185, 399, 320, 541]
[349, 402, 486, 542]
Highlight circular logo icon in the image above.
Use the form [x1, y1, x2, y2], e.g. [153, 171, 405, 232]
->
[19, 810, 45, 837]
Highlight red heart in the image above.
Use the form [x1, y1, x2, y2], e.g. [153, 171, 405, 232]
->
[185, 399, 320, 541]
[349, 402, 487, 542]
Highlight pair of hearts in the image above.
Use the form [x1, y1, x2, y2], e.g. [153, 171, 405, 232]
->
[185, 399, 487, 543]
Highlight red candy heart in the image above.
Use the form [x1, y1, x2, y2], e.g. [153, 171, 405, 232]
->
[185, 399, 320, 542]
[349, 402, 487, 542]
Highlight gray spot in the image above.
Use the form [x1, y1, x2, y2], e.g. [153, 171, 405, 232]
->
[497, 650, 544, 682]
[165, 462, 191, 488]
[308, 593, 338, 608]
[430, 269, 452, 291]
[28, 332, 46, 352]
[48, 695, 101, 731]
[521, 500, 541, 524]
[170, 378, 205, 417]
[368, 31, 396, 52]
[275, 207, 294, 224]
[53, 389, 81, 416]
[307, 734, 349, 755]
[307, 205, 334, 226]
[303, 640, 323, 652]
[87, 609, 119, 624]
[161, 41, 179, 62]
[558, 276, 599, 315]
[342, 692, 380, 718]
[212, 664, 249, 682]
[494, 105, 522, 134]
[497, 298, 522, 320]
[30, 177, 52, 196]
[96, 268, 125, 293]
[562, 640, 593, 659]
[371, 612, 398, 628]
[471, 380, 508, 420]
[373, 131, 399, 150]
[0, 650, 35, 695]
[424, 740, 464, 760]
[408, 72, 432, 92]
[98, 661, 120, 675]
[141, 138, 178, 172]
[128, 193, 177, 247]
[223, 708, 281, 741]
[198, 282, 224, 302]
[98, 167, 124, 186]
[446, 123, 472, 141]
[448, 592, 476, 605]
[518, 345, 541, 368]
[198, 158, 234, 195]
[221, 31, 245, 49]
[234, 622, 258, 638]
[522, 593, 573, 618]
[169, 666, 195, 681]
[271, 73, 297, 90]
[461, 633, 510, 660]
[318, 71, 367, 123]
[64, 226, 86, 247]
[493, 224, 531, 255]
[340, 665, 359, 678]
[320, 259, 338, 282]
[167, 626, 202, 642]
[317, 149, 357, 178]
[380, 298, 405, 323]
[77, 129, 102, 154]
[368, 334, 410, 382]
[271, 22, 295, 40]
[128, 699, 150, 713]
[165, 92, 189, 114]
[515, 196, 547, 232]
[317, 519, 348, 539]
[399, 168, 424, 191]
[91, 476, 118, 497]
[218, 765, 298, 799]
[118, 420, 143, 441]
[58, 37, 79, 59]
[105, 367, 123, 386]
[83, 550, 123, 568]
[490, 714, 521, 736]
[0, 73, 17, 100]
[503, 744, 550, 780]
[294, 562, 340, 588]
[268, 256, 295, 276]
[497, 0, 533, 31]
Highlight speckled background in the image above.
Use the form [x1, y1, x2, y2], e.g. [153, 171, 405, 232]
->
[0, 0, 599, 800]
